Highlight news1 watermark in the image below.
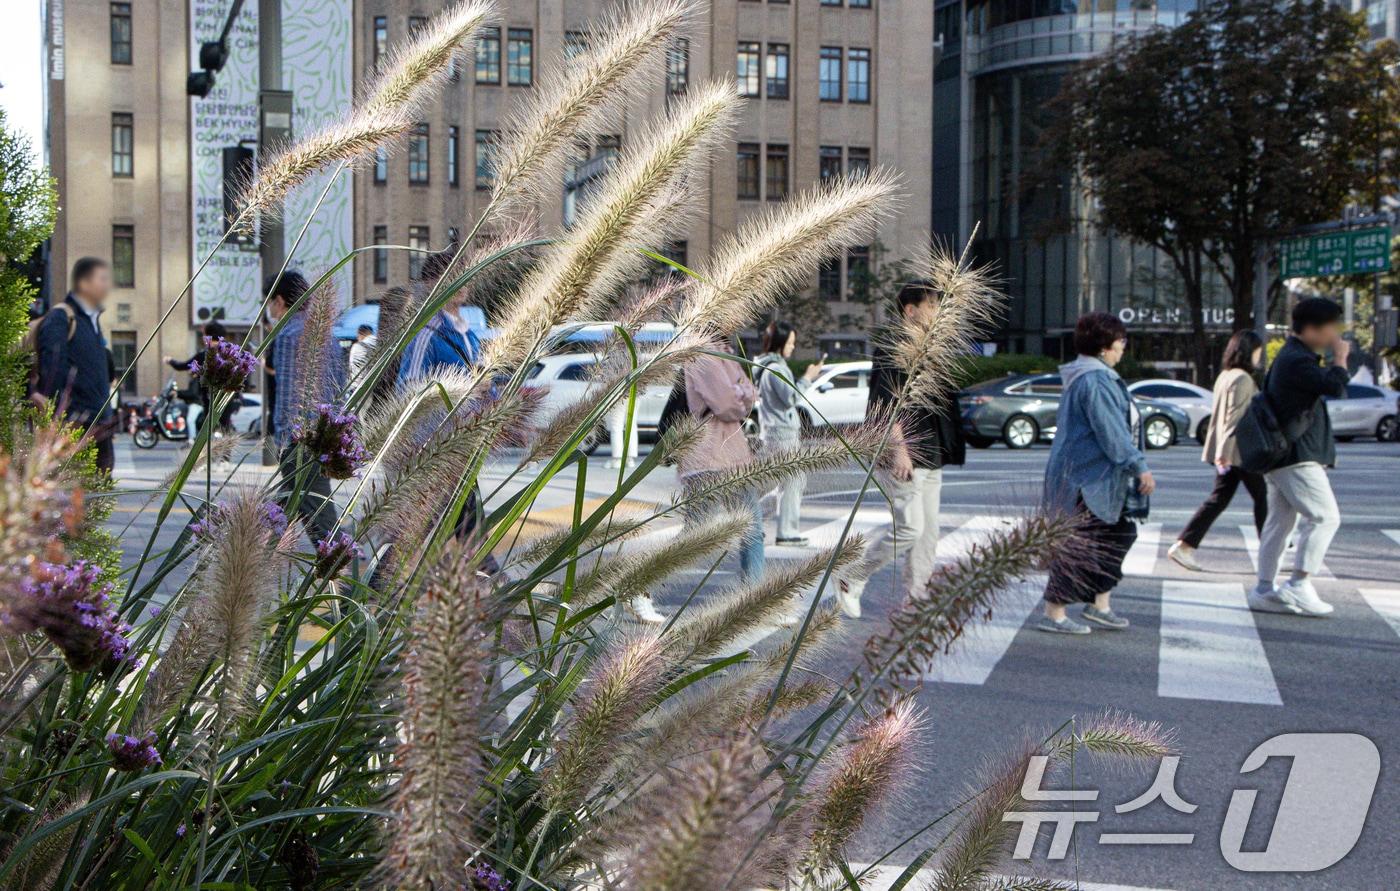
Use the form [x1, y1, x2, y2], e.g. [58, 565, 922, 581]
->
[1003, 733, 1381, 872]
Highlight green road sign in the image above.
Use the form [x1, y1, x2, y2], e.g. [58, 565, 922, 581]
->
[1280, 226, 1393, 279]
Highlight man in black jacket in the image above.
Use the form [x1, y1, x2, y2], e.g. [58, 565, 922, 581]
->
[835, 281, 966, 618]
[1249, 297, 1349, 618]
[34, 257, 117, 475]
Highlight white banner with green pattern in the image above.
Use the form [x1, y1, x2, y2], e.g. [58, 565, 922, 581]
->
[188, 0, 353, 326]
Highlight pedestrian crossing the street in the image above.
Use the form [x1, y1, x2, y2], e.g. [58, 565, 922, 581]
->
[1237, 523, 1333, 579]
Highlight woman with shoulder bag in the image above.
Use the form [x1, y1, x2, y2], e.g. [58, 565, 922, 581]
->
[1039, 312, 1155, 635]
[1168, 330, 1268, 571]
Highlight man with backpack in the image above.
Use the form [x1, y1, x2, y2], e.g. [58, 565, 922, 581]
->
[31, 257, 117, 475]
[1248, 297, 1350, 617]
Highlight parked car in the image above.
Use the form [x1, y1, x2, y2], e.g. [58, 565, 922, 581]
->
[1325, 383, 1398, 441]
[958, 373, 1188, 450]
[1128, 379, 1214, 443]
[796, 361, 872, 430]
[523, 353, 672, 452]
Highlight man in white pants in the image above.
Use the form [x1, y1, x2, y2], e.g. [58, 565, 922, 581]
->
[836, 282, 965, 618]
[1249, 297, 1350, 617]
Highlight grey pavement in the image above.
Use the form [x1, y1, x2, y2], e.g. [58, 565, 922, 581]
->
[105, 435, 1400, 890]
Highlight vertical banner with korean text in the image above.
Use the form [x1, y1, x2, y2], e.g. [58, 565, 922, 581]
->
[189, 0, 352, 326]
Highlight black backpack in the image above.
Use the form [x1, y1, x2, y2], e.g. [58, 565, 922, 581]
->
[1235, 364, 1311, 473]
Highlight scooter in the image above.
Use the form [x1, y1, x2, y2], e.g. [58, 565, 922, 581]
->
[132, 378, 192, 449]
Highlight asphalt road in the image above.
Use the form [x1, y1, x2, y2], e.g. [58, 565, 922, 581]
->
[106, 434, 1400, 890]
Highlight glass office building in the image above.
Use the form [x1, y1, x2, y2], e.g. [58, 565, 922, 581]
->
[933, 0, 1237, 363]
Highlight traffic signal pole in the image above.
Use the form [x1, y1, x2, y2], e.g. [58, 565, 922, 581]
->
[258, 0, 285, 465]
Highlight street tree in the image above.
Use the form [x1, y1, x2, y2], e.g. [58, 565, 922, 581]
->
[1043, 0, 1400, 375]
[0, 106, 58, 441]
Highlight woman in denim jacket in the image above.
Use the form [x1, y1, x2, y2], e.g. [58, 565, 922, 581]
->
[1039, 312, 1156, 634]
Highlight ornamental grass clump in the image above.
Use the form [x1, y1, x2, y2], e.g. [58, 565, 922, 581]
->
[0, 2, 1181, 888]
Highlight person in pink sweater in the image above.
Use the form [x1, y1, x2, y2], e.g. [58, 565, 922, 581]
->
[679, 346, 765, 582]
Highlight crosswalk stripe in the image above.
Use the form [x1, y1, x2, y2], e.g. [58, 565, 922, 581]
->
[924, 516, 1045, 685]
[767, 508, 890, 559]
[1381, 530, 1400, 550]
[1158, 580, 1281, 706]
[1122, 522, 1162, 576]
[1358, 589, 1400, 641]
[1238, 524, 1332, 579]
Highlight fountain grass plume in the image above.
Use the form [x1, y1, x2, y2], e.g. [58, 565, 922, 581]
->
[360, 0, 496, 118]
[619, 732, 781, 891]
[672, 537, 865, 660]
[676, 422, 887, 513]
[481, 80, 739, 374]
[235, 114, 410, 228]
[673, 171, 899, 337]
[380, 541, 493, 891]
[0, 422, 83, 609]
[858, 511, 1086, 707]
[359, 365, 482, 453]
[928, 713, 1172, 891]
[292, 281, 345, 420]
[800, 701, 923, 875]
[490, 0, 694, 212]
[571, 508, 752, 609]
[540, 631, 669, 814]
[884, 236, 1003, 411]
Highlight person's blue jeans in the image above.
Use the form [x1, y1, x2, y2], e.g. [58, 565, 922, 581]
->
[682, 475, 766, 584]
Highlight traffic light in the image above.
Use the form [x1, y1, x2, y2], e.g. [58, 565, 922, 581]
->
[187, 39, 230, 98]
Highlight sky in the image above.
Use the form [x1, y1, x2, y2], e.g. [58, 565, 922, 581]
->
[0, 0, 46, 167]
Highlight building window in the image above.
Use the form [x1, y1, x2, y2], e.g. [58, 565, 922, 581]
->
[848, 48, 871, 103]
[564, 31, 590, 60]
[407, 226, 431, 280]
[737, 142, 760, 200]
[111, 113, 133, 177]
[110, 331, 137, 395]
[846, 245, 870, 297]
[819, 47, 842, 101]
[766, 44, 789, 100]
[818, 256, 841, 300]
[476, 27, 501, 83]
[819, 145, 842, 181]
[407, 123, 429, 184]
[112, 225, 135, 288]
[373, 16, 387, 68]
[850, 0, 871, 7]
[373, 226, 388, 283]
[475, 130, 497, 190]
[765, 144, 789, 201]
[507, 28, 533, 85]
[374, 147, 388, 184]
[447, 126, 460, 187]
[737, 42, 761, 98]
[821, 0, 843, 6]
[847, 146, 871, 177]
[667, 38, 689, 97]
[110, 3, 132, 64]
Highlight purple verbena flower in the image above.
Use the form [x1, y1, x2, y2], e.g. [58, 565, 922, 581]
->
[175, 823, 187, 838]
[107, 731, 161, 772]
[191, 337, 258, 393]
[472, 864, 511, 891]
[291, 404, 367, 480]
[10, 561, 138, 674]
[313, 531, 363, 580]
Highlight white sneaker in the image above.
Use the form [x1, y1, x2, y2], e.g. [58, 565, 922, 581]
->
[626, 595, 665, 624]
[1247, 586, 1296, 614]
[1275, 578, 1334, 616]
[836, 576, 864, 619]
[1168, 541, 1204, 572]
